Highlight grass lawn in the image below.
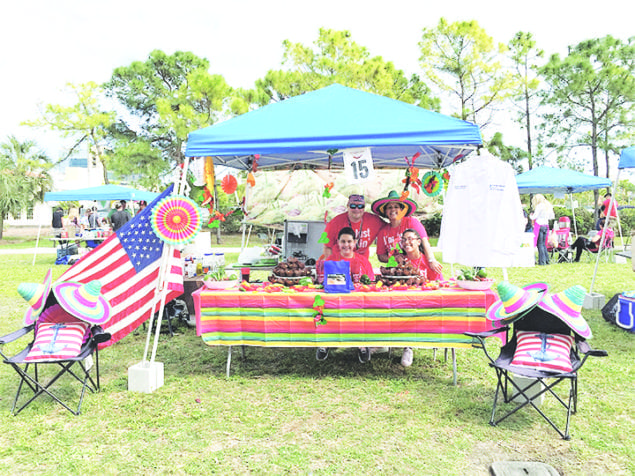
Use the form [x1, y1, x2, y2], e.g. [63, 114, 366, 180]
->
[0, 242, 633, 475]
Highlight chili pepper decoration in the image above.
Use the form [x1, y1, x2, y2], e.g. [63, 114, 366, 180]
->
[312, 295, 327, 327]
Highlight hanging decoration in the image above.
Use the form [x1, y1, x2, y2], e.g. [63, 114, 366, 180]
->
[312, 295, 327, 327]
[322, 182, 334, 198]
[151, 195, 202, 246]
[246, 154, 260, 188]
[422, 171, 444, 197]
[201, 157, 215, 207]
[402, 152, 422, 195]
[208, 208, 237, 229]
[442, 169, 451, 190]
[221, 174, 238, 195]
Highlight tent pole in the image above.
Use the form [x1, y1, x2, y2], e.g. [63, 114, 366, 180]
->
[32, 221, 42, 266]
[570, 194, 578, 237]
[590, 170, 620, 293]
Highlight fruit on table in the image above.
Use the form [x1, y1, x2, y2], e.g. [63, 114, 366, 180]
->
[268, 257, 315, 286]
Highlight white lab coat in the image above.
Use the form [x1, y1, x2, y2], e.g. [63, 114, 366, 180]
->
[439, 154, 526, 268]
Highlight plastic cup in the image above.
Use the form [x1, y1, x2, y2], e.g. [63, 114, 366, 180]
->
[241, 267, 250, 282]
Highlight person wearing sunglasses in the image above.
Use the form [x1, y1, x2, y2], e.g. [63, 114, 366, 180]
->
[322, 194, 386, 259]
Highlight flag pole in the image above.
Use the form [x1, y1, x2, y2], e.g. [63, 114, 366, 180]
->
[149, 158, 191, 364]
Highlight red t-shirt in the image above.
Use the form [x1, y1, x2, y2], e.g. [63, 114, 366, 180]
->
[376, 216, 429, 257]
[403, 253, 442, 281]
[324, 212, 385, 258]
[325, 250, 375, 283]
[602, 197, 618, 217]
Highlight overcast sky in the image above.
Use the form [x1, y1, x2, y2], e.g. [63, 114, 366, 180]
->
[2, 0, 633, 158]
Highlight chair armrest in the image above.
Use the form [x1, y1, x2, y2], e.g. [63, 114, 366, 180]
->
[578, 340, 608, 357]
[91, 326, 112, 345]
[465, 326, 509, 339]
[0, 324, 34, 345]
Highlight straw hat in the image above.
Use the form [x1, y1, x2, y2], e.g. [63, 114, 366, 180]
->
[487, 281, 548, 322]
[18, 268, 53, 325]
[538, 285, 592, 339]
[371, 190, 416, 219]
[53, 280, 112, 325]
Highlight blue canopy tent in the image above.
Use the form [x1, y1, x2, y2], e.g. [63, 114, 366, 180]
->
[185, 84, 482, 170]
[515, 166, 612, 237]
[34, 185, 158, 266]
[44, 184, 159, 202]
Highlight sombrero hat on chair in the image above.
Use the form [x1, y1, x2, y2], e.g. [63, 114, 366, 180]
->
[487, 281, 548, 323]
[53, 280, 112, 325]
[18, 268, 53, 325]
[371, 190, 417, 219]
[538, 285, 592, 339]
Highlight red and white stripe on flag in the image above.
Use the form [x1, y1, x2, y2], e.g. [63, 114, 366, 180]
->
[56, 186, 184, 348]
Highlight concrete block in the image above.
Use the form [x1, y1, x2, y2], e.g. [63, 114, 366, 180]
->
[128, 361, 164, 393]
[583, 292, 605, 310]
[511, 374, 545, 407]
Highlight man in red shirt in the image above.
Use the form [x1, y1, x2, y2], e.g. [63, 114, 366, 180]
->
[323, 194, 385, 259]
[602, 193, 618, 218]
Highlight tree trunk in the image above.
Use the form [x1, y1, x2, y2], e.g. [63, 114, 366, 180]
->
[0, 215, 4, 240]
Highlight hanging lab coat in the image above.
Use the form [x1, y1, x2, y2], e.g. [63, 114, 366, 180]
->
[439, 154, 526, 267]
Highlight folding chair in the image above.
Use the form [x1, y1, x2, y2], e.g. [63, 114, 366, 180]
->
[549, 219, 574, 263]
[1, 304, 111, 416]
[584, 235, 614, 263]
[466, 307, 607, 439]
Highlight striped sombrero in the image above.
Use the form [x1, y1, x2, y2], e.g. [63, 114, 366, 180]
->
[53, 280, 112, 325]
[18, 268, 53, 325]
[538, 285, 592, 339]
[487, 281, 548, 322]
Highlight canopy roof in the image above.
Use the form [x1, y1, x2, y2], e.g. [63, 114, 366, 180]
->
[44, 184, 159, 202]
[515, 166, 611, 194]
[619, 146, 635, 169]
[185, 84, 482, 170]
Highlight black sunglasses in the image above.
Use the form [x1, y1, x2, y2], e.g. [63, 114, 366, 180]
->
[349, 204, 364, 209]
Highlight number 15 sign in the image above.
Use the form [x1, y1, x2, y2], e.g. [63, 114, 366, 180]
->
[342, 147, 375, 184]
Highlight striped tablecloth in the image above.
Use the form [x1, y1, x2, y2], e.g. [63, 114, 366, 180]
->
[193, 287, 502, 348]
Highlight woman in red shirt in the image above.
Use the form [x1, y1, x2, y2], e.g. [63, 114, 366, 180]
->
[394, 228, 443, 367]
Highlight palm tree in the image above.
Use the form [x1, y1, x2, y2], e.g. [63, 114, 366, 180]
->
[0, 136, 52, 239]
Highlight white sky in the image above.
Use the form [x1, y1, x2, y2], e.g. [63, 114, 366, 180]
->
[1, 0, 633, 159]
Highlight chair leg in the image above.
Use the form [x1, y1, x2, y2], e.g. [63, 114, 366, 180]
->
[10, 359, 98, 416]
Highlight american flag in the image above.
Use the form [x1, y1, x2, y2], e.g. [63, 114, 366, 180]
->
[58, 185, 184, 348]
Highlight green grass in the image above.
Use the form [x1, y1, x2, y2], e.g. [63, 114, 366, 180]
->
[0, 248, 634, 475]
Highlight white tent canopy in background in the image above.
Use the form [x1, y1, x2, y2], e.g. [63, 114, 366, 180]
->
[439, 153, 526, 269]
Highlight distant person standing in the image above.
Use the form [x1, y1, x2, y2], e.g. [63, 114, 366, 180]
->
[136, 200, 147, 215]
[530, 194, 554, 266]
[111, 203, 130, 232]
[120, 200, 132, 219]
[602, 192, 618, 218]
[52, 207, 64, 230]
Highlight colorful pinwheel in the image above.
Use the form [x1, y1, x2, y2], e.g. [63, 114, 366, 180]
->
[422, 171, 444, 197]
[151, 195, 202, 246]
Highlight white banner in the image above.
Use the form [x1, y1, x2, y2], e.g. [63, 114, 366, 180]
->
[342, 147, 375, 184]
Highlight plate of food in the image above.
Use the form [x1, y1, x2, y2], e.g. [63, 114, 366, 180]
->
[203, 269, 239, 290]
[455, 268, 494, 290]
[456, 279, 494, 290]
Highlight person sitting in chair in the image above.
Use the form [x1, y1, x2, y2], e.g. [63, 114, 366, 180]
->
[570, 218, 614, 262]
